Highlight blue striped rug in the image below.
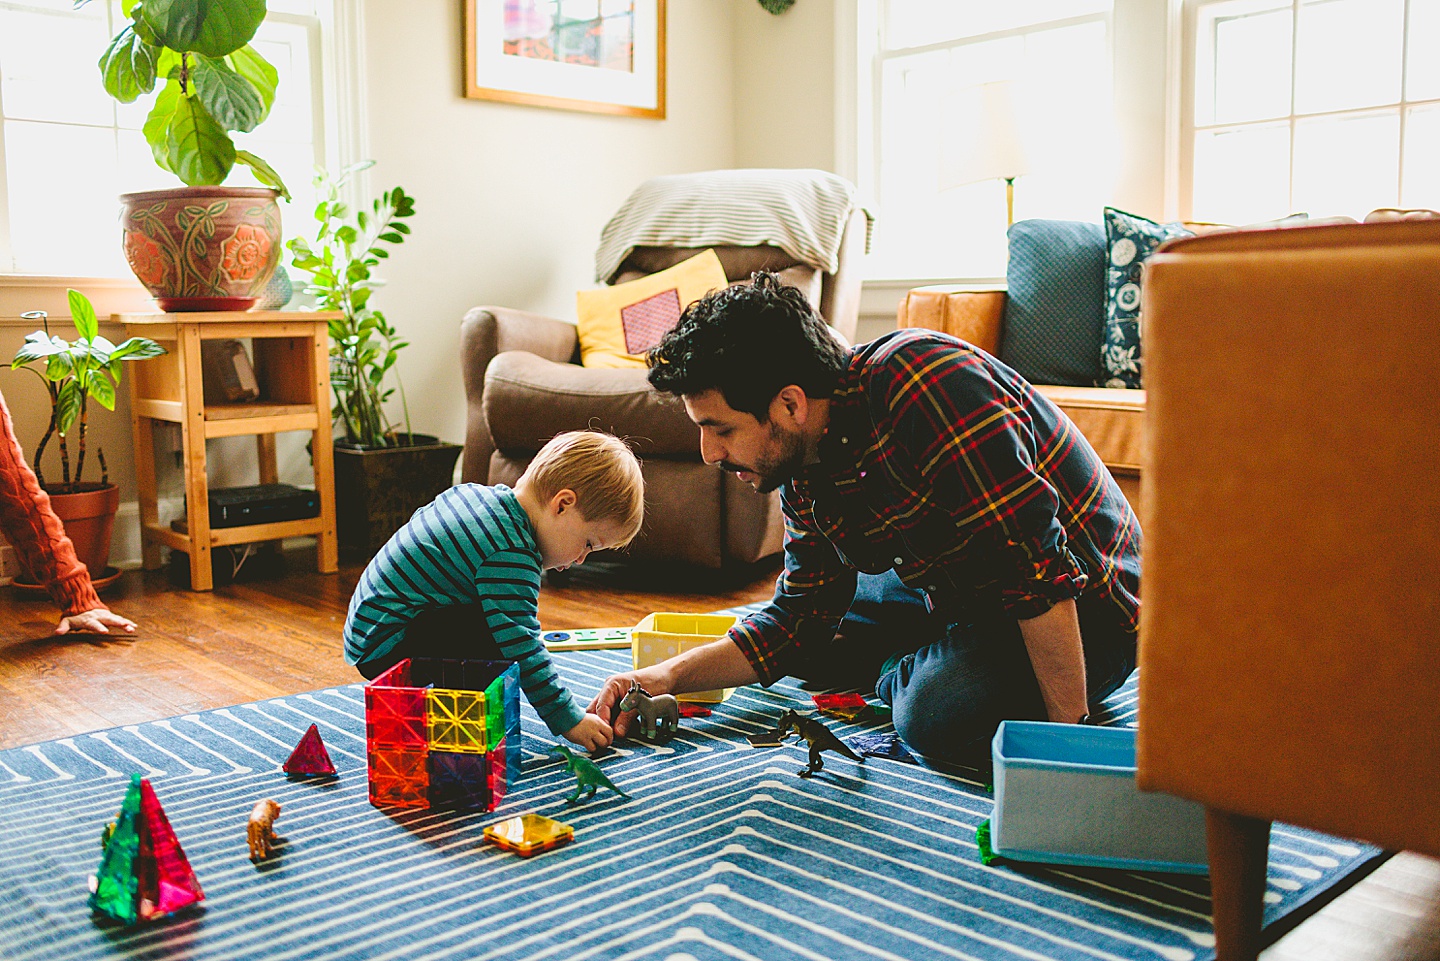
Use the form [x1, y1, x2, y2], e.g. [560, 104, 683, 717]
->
[0, 649, 1381, 961]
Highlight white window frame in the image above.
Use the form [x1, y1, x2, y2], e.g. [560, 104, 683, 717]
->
[838, 0, 1175, 299]
[1176, 0, 1438, 222]
[0, 0, 367, 315]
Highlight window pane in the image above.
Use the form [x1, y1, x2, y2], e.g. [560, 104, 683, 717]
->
[1407, 0, 1440, 101]
[1293, 112, 1400, 218]
[884, 0, 1110, 50]
[0, 6, 115, 126]
[1402, 103, 1440, 209]
[6, 121, 126, 275]
[1192, 123, 1291, 224]
[1295, 0, 1403, 113]
[1211, 5, 1292, 123]
[875, 19, 1110, 278]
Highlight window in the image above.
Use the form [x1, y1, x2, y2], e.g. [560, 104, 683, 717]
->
[1183, 0, 1440, 224]
[861, 0, 1116, 280]
[0, 0, 331, 277]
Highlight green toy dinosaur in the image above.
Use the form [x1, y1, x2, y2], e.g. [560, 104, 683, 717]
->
[549, 745, 630, 804]
[774, 709, 865, 778]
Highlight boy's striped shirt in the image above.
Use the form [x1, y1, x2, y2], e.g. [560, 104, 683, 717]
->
[343, 484, 585, 736]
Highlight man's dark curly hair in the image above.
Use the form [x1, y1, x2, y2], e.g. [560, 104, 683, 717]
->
[647, 271, 848, 420]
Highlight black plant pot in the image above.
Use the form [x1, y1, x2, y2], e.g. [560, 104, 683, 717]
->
[333, 433, 463, 558]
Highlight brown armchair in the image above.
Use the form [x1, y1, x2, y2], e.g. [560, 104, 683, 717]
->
[460, 188, 866, 569]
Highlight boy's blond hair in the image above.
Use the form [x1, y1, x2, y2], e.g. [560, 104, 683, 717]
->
[521, 431, 644, 546]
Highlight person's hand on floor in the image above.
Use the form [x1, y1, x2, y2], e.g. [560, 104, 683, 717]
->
[55, 607, 137, 636]
[564, 712, 614, 752]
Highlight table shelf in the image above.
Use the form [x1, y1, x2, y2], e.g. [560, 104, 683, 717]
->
[123, 309, 344, 591]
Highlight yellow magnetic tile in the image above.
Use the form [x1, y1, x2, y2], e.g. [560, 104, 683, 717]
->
[483, 813, 574, 857]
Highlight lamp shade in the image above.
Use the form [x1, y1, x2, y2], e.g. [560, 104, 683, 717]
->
[941, 79, 1033, 190]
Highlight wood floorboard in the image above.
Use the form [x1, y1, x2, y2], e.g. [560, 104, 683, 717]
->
[0, 546, 1434, 960]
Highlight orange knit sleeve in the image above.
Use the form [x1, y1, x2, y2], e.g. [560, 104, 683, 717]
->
[0, 388, 103, 616]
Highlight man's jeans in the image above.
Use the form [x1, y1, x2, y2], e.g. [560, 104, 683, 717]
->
[803, 571, 1136, 764]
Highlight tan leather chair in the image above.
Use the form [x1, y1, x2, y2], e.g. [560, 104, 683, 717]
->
[460, 206, 867, 569]
[1136, 220, 1440, 959]
[896, 287, 1144, 510]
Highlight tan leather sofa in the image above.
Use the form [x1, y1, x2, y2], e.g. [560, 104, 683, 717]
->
[1137, 220, 1440, 959]
[896, 286, 1144, 509]
[460, 208, 867, 569]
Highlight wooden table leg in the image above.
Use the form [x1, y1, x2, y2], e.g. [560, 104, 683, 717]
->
[178, 325, 213, 591]
[1207, 807, 1272, 961]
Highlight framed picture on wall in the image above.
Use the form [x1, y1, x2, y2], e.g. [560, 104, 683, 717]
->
[464, 0, 666, 119]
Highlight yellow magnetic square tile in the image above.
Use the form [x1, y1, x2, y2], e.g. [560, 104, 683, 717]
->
[428, 688, 489, 754]
[483, 813, 574, 857]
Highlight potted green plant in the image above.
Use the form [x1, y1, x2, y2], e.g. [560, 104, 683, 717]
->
[8, 290, 166, 581]
[90, 0, 290, 311]
[287, 162, 461, 557]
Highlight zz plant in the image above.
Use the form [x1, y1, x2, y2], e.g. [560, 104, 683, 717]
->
[88, 0, 290, 198]
[11, 290, 166, 492]
[287, 162, 417, 449]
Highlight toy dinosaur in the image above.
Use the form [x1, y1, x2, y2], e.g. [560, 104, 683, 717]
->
[550, 745, 630, 804]
[775, 709, 865, 778]
[618, 680, 679, 744]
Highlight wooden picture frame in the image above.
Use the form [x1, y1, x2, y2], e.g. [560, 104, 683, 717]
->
[463, 0, 666, 119]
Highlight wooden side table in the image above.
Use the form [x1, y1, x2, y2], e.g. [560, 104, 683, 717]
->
[120, 310, 342, 591]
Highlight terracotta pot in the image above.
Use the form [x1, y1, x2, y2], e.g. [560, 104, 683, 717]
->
[120, 186, 282, 312]
[333, 434, 463, 558]
[42, 483, 121, 577]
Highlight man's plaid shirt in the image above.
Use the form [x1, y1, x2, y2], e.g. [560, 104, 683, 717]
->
[729, 329, 1142, 685]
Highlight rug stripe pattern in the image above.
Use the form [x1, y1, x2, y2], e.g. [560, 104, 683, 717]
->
[0, 644, 1380, 961]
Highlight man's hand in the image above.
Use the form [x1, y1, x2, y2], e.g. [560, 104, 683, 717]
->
[589, 637, 761, 738]
[563, 712, 614, 752]
[55, 608, 137, 637]
[589, 667, 669, 740]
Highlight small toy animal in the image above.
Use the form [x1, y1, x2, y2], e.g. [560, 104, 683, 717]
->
[246, 798, 281, 861]
[775, 709, 864, 778]
[617, 680, 680, 744]
[550, 745, 629, 804]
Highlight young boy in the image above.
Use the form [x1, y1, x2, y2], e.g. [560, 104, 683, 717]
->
[344, 430, 644, 751]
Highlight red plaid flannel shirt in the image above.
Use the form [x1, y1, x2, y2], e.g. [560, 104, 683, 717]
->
[729, 329, 1142, 685]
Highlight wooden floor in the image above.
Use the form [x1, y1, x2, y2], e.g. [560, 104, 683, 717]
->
[0, 547, 1434, 960]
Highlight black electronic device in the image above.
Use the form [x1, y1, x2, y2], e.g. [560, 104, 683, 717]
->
[204, 483, 320, 528]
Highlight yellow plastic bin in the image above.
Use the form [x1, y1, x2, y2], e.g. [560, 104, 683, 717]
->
[631, 612, 738, 703]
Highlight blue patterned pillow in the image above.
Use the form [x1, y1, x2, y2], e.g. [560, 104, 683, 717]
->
[1102, 207, 1193, 389]
[1000, 220, 1107, 388]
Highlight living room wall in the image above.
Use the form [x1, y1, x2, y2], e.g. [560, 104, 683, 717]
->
[357, 0, 737, 456]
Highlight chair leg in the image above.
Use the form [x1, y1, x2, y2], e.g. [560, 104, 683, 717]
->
[1207, 807, 1272, 961]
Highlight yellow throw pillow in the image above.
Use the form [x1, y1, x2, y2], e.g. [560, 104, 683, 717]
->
[576, 249, 729, 368]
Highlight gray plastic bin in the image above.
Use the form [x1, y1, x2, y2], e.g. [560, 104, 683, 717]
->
[990, 720, 1209, 873]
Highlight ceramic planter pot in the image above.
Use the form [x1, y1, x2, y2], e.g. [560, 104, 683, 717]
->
[333, 434, 463, 558]
[41, 483, 120, 578]
[120, 186, 282, 312]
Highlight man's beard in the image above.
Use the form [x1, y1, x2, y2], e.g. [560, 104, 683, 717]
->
[721, 421, 807, 493]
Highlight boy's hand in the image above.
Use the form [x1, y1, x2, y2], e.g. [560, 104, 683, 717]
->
[564, 713, 614, 752]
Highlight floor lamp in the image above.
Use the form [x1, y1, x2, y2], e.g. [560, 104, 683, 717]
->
[942, 79, 1032, 227]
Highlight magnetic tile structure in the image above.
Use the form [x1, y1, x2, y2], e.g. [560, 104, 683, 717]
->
[364, 658, 521, 811]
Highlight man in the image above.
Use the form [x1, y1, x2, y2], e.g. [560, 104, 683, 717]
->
[590, 273, 1140, 762]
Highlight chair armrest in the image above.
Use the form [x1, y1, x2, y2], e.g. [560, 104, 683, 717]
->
[896, 286, 1007, 357]
[484, 351, 699, 457]
[459, 306, 580, 483]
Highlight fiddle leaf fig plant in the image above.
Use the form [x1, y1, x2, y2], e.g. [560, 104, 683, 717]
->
[84, 0, 290, 199]
[10, 290, 166, 493]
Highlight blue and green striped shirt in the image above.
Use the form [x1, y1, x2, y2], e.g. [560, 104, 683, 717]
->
[343, 484, 585, 736]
